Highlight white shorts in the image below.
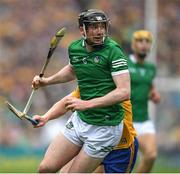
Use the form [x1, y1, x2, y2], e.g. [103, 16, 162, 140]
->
[63, 112, 123, 158]
[133, 120, 156, 136]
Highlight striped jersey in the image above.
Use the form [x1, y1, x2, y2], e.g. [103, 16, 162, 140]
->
[68, 37, 129, 126]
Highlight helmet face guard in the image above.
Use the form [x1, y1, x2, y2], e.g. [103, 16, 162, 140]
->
[78, 9, 110, 46]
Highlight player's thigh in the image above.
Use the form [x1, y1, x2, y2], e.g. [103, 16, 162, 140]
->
[138, 133, 157, 154]
[42, 132, 81, 169]
[68, 148, 103, 173]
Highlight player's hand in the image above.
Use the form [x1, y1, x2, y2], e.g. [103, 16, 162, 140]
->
[149, 89, 161, 104]
[32, 115, 48, 128]
[65, 96, 90, 111]
[150, 92, 161, 103]
[32, 75, 48, 89]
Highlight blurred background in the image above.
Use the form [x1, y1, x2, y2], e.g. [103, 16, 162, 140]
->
[0, 0, 179, 172]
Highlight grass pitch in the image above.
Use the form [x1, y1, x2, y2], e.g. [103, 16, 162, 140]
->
[0, 156, 41, 173]
[1, 155, 180, 173]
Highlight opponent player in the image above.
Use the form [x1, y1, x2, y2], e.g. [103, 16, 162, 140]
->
[128, 30, 161, 172]
[32, 9, 131, 173]
[33, 86, 138, 173]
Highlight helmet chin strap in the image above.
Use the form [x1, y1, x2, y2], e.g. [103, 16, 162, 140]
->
[82, 24, 87, 40]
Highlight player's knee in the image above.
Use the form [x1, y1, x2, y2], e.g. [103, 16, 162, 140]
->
[38, 161, 57, 173]
[145, 150, 157, 162]
[149, 151, 157, 161]
[38, 162, 48, 173]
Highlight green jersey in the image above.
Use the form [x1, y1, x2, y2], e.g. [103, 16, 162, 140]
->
[128, 54, 156, 122]
[68, 37, 129, 126]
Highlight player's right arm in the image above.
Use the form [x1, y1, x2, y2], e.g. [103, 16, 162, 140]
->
[33, 87, 80, 128]
[32, 64, 76, 89]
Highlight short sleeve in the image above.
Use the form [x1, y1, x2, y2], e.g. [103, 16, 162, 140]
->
[109, 46, 129, 76]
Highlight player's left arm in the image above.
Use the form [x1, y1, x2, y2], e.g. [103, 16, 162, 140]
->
[149, 85, 161, 104]
[65, 72, 131, 110]
[89, 72, 131, 108]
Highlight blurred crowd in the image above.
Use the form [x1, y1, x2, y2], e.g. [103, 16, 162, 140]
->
[157, 0, 180, 76]
[0, 0, 179, 153]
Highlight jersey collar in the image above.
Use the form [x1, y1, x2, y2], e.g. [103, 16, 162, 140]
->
[129, 54, 137, 63]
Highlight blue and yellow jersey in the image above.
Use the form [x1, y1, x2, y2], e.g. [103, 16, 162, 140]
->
[71, 87, 137, 149]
